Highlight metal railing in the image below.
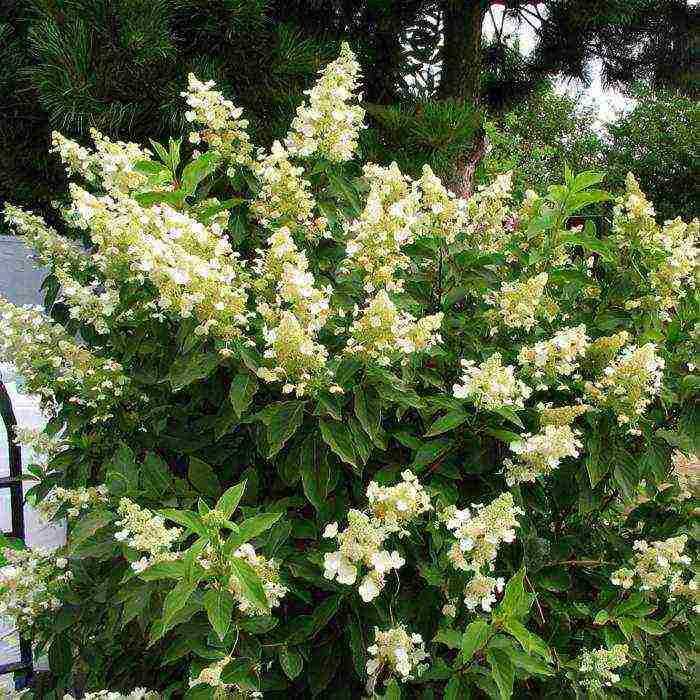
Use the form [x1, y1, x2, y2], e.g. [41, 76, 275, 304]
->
[0, 377, 33, 683]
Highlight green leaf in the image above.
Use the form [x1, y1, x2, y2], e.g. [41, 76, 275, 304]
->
[188, 457, 221, 498]
[138, 560, 187, 581]
[216, 481, 247, 519]
[105, 443, 139, 496]
[168, 351, 223, 392]
[384, 679, 401, 700]
[491, 406, 525, 430]
[141, 452, 171, 496]
[497, 569, 533, 621]
[483, 428, 521, 444]
[260, 401, 305, 458]
[445, 677, 469, 700]
[635, 618, 666, 636]
[433, 628, 462, 649]
[319, 418, 359, 470]
[229, 555, 268, 613]
[354, 386, 386, 449]
[160, 509, 208, 537]
[203, 588, 235, 641]
[49, 634, 72, 676]
[279, 647, 304, 680]
[502, 619, 551, 661]
[181, 152, 221, 195]
[224, 512, 282, 553]
[411, 437, 453, 471]
[425, 411, 468, 437]
[229, 372, 258, 417]
[300, 435, 332, 511]
[460, 619, 490, 663]
[68, 509, 115, 553]
[486, 648, 514, 700]
[163, 579, 197, 627]
[506, 648, 554, 676]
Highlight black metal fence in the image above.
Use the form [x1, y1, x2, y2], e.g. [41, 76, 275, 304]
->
[0, 377, 33, 684]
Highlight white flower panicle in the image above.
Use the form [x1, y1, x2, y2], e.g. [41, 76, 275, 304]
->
[671, 450, 699, 500]
[257, 311, 333, 397]
[252, 225, 331, 332]
[366, 470, 433, 532]
[517, 325, 590, 384]
[585, 342, 664, 433]
[3, 204, 91, 275]
[504, 424, 582, 486]
[345, 291, 443, 367]
[441, 492, 522, 574]
[462, 572, 506, 613]
[114, 499, 181, 573]
[366, 625, 428, 682]
[463, 172, 515, 253]
[323, 472, 429, 602]
[54, 268, 119, 335]
[66, 186, 250, 341]
[182, 74, 252, 164]
[52, 129, 152, 195]
[13, 426, 65, 462]
[38, 485, 109, 521]
[251, 140, 320, 234]
[453, 352, 532, 410]
[579, 644, 629, 692]
[229, 543, 287, 616]
[0, 298, 129, 421]
[485, 273, 556, 331]
[286, 42, 365, 162]
[342, 162, 421, 293]
[613, 174, 699, 319]
[415, 164, 469, 244]
[0, 547, 71, 632]
[611, 535, 692, 593]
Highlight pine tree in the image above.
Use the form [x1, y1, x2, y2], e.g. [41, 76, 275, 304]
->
[1, 0, 696, 214]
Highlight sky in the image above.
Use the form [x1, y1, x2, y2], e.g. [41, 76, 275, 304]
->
[483, 4, 633, 125]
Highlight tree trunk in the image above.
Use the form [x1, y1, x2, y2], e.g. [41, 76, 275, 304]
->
[438, 0, 486, 103]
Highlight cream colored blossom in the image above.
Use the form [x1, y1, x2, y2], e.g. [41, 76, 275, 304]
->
[257, 311, 331, 396]
[579, 644, 629, 691]
[342, 163, 421, 293]
[453, 352, 532, 410]
[228, 543, 287, 616]
[38, 485, 109, 521]
[0, 547, 72, 632]
[114, 499, 181, 573]
[367, 470, 432, 532]
[504, 424, 582, 486]
[366, 625, 427, 682]
[0, 298, 129, 421]
[485, 273, 556, 331]
[441, 492, 522, 573]
[324, 474, 429, 602]
[415, 164, 468, 244]
[66, 185, 249, 341]
[463, 572, 505, 612]
[585, 343, 664, 432]
[55, 268, 119, 335]
[462, 171, 515, 253]
[182, 74, 252, 164]
[4, 204, 91, 275]
[286, 42, 365, 162]
[611, 535, 692, 593]
[518, 325, 590, 384]
[345, 291, 442, 366]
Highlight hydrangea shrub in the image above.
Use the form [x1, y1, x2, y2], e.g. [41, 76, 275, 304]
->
[0, 45, 698, 699]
